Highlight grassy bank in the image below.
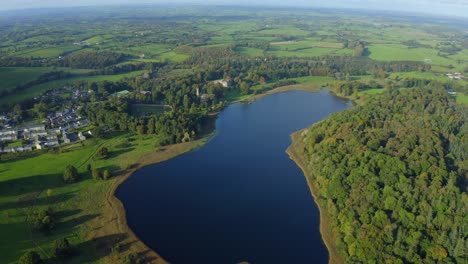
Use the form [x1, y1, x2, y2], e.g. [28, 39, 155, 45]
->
[0, 133, 210, 263]
[286, 131, 343, 264]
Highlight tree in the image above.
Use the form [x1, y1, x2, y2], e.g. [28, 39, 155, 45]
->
[124, 253, 145, 264]
[92, 168, 101, 180]
[18, 251, 41, 264]
[102, 170, 111, 180]
[63, 165, 79, 183]
[54, 238, 73, 258]
[30, 208, 55, 233]
[96, 147, 109, 159]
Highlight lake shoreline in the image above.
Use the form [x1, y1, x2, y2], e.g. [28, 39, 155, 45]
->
[101, 85, 331, 263]
[96, 138, 210, 263]
[286, 130, 344, 264]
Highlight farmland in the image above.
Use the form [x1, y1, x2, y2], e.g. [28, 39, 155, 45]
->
[0, 5, 467, 264]
[1, 7, 467, 106]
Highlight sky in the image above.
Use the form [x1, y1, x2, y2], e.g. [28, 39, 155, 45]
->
[0, 0, 467, 18]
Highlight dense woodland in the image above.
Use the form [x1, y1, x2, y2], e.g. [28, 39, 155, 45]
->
[1, 7, 468, 263]
[298, 89, 467, 263]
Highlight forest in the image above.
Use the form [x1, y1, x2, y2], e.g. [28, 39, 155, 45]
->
[1, 5, 467, 264]
[296, 89, 467, 263]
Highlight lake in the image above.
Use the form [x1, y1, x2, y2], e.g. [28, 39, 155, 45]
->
[116, 90, 350, 264]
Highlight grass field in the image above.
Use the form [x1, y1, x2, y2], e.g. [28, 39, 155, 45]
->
[358, 88, 385, 96]
[455, 93, 468, 105]
[387, 71, 449, 81]
[368, 44, 460, 67]
[257, 27, 310, 37]
[0, 132, 206, 263]
[130, 104, 172, 116]
[158, 51, 190, 62]
[0, 67, 54, 93]
[125, 44, 171, 57]
[13, 46, 82, 58]
[235, 47, 265, 57]
[0, 71, 146, 106]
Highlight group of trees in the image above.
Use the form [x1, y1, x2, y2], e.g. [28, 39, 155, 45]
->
[63, 165, 80, 183]
[19, 238, 73, 264]
[59, 50, 124, 69]
[298, 89, 467, 263]
[29, 207, 56, 233]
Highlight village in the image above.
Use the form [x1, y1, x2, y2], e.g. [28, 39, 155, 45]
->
[0, 106, 91, 153]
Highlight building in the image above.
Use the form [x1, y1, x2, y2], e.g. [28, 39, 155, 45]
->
[215, 79, 233, 88]
[446, 89, 457, 95]
[446, 73, 465, 80]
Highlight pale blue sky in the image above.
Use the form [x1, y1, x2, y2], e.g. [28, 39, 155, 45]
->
[1, 0, 467, 17]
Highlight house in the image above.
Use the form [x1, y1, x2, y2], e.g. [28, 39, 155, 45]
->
[446, 89, 457, 95]
[78, 132, 87, 141]
[35, 142, 45, 150]
[46, 141, 59, 147]
[63, 133, 80, 144]
[24, 125, 46, 132]
[0, 130, 18, 141]
[215, 79, 233, 88]
[446, 73, 465, 80]
[30, 130, 48, 139]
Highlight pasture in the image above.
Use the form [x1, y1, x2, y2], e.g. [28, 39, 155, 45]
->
[13, 45, 81, 58]
[130, 104, 172, 116]
[0, 67, 54, 93]
[0, 71, 146, 106]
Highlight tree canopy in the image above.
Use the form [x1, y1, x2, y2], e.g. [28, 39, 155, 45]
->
[297, 89, 467, 263]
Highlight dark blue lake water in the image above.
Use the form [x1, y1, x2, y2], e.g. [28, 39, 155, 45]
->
[116, 90, 350, 264]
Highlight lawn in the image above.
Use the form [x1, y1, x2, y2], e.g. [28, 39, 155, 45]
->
[0, 67, 54, 93]
[368, 44, 458, 67]
[235, 47, 265, 57]
[257, 26, 310, 37]
[388, 71, 449, 81]
[130, 104, 172, 116]
[0, 71, 146, 106]
[268, 47, 342, 57]
[158, 51, 190, 62]
[13, 45, 82, 58]
[0, 132, 204, 263]
[125, 44, 171, 57]
[358, 88, 385, 96]
[455, 93, 468, 105]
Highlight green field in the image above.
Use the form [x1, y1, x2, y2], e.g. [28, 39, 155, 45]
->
[368, 44, 460, 67]
[235, 47, 265, 57]
[455, 93, 468, 105]
[0, 67, 54, 93]
[158, 51, 190, 62]
[358, 88, 385, 95]
[0, 71, 146, 106]
[0, 133, 168, 263]
[257, 27, 310, 36]
[13, 46, 82, 58]
[131, 104, 171, 116]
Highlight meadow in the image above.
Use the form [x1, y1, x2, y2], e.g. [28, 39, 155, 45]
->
[0, 67, 54, 93]
[130, 104, 172, 116]
[0, 6, 467, 263]
[0, 71, 146, 106]
[0, 132, 206, 263]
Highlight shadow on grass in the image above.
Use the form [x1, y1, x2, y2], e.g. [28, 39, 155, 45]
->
[108, 147, 135, 159]
[0, 192, 75, 211]
[0, 173, 63, 197]
[75, 233, 128, 263]
[60, 213, 99, 230]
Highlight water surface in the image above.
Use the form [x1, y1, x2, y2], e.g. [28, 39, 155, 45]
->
[117, 90, 350, 264]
